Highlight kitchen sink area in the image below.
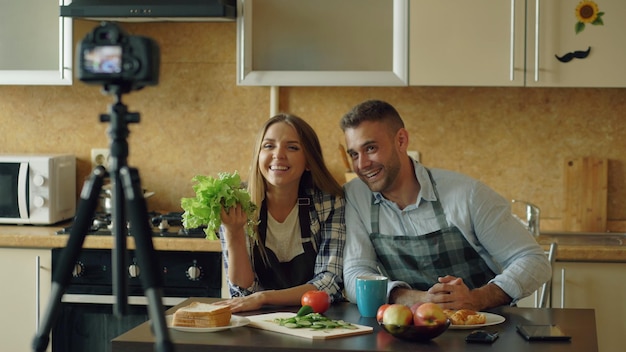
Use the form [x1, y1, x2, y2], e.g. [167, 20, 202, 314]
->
[538, 231, 625, 246]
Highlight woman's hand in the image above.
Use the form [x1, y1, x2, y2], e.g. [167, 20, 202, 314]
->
[220, 204, 247, 237]
[214, 292, 267, 313]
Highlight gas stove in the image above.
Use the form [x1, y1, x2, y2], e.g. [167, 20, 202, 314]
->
[56, 211, 208, 238]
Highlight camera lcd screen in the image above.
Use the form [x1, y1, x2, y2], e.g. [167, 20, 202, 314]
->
[83, 46, 122, 74]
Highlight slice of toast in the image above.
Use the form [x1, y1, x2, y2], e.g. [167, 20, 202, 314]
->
[172, 302, 232, 328]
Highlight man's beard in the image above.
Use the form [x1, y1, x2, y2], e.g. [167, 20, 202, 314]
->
[362, 150, 401, 194]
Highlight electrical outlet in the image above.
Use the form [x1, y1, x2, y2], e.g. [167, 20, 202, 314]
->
[91, 148, 110, 170]
[408, 150, 420, 162]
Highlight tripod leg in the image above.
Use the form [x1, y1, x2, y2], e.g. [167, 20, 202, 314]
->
[32, 167, 106, 352]
[120, 167, 174, 352]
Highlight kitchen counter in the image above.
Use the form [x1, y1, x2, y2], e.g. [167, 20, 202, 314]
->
[112, 298, 598, 352]
[0, 223, 221, 252]
[1, 225, 625, 262]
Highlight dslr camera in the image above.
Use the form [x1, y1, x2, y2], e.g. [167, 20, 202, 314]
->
[78, 22, 160, 92]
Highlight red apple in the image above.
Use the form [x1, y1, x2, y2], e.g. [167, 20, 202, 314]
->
[382, 304, 413, 326]
[376, 303, 391, 323]
[413, 302, 447, 326]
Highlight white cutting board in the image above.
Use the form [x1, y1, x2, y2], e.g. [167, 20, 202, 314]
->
[246, 312, 373, 340]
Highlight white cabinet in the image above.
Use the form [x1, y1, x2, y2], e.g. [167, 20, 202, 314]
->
[0, 248, 52, 352]
[550, 262, 626, 352]
[236, 0, 408, 86]
[409, 0, 525, 86]
[409, 0, 626, 87]
[0, 0, 72, 85]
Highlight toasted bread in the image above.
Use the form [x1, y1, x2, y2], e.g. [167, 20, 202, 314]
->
[172, 302, 232, 328]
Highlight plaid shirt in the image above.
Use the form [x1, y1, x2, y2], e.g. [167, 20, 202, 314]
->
[219, 187, 346, 302]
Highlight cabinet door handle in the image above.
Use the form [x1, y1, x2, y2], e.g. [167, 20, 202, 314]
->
[560, 268, 565, 308]
[534, 0, 541, 82]
[35, 255, 40, 333]
[509, 0, 516, 81]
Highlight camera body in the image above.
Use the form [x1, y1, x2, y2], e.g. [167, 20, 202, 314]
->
[78, 22, 159, 92]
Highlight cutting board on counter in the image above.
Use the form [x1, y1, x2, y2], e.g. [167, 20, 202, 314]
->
[246, 312, 373, 340]
[562, 156, 608, 232]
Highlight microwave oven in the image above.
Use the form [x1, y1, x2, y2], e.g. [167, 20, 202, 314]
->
[0, 154, 76, 225]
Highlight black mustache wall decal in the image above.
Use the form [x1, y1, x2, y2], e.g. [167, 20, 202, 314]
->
[555, 47, 591, 63]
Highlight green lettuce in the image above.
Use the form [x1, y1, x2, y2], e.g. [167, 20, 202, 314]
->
[181, 172, 257, 240]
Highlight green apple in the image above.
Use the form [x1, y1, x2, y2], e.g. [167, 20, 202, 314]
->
[382, 304, 413, 326]
[413, 302, 447, 326]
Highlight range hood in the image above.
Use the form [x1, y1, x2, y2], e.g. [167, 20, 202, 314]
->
[60, 0, 237, 22]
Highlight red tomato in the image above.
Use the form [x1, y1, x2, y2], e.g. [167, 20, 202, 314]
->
[376, 303, 391, 323]
[301, 290, 331, 314]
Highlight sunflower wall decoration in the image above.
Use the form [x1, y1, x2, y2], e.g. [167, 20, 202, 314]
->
[575, 1, 605, 34]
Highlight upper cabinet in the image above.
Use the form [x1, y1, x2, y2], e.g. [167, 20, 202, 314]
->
[409, 0, 626, 87]
[0, 0, 72, 85]
[236, 0, 408, 86]
[409, 0, 525, 86]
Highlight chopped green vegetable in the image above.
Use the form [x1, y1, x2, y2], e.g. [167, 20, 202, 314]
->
[274, 313, 358, 330]
[180, 172, 257, 240]
[296, 305, 314, 317]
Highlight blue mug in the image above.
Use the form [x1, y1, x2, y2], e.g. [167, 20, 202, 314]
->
[356, 275, 388, 318]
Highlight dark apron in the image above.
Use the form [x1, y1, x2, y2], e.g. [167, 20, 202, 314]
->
[370, 170, 495, 291]
[252, 197, 317, 290]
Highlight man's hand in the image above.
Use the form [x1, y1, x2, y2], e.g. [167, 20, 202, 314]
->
[390, 276, 512, 311]
[428, 276, 476, 310]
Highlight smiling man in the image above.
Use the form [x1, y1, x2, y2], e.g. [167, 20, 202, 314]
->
[339, 99, 550, 311]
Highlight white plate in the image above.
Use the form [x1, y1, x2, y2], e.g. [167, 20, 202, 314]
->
[448, 312, 505, 330]
[166, 314, 250, 333]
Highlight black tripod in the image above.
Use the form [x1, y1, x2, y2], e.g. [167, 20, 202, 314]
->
[32, 86, 174, 352]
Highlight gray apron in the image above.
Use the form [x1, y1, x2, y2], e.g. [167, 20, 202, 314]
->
[370, 170, 495, 291]
[252, 174, 318, 290]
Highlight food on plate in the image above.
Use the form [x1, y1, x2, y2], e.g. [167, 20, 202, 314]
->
[301, 290, 331, 314]
[172, 302, 232, 328]
[443, 309, 486, 325]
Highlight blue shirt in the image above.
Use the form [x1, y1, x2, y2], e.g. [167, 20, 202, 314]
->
[220, 187, 346, 302]
[343, 160, 551, 304]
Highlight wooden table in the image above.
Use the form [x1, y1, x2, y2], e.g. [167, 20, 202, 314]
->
[112, 297, 598, 352]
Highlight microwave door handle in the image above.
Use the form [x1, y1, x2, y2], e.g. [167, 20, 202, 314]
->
[18, 162, 29, 219]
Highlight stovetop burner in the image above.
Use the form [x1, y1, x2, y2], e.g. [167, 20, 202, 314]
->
[56, 211, 208, 238]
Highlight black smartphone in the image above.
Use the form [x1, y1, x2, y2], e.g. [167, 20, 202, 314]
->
[516, 324, 572, 341]
[466, 330, 499, 344]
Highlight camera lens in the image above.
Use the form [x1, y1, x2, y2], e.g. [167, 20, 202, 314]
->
[123, 58, 141, 73]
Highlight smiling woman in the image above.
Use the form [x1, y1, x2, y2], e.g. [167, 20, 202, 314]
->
[214, 113, 346, 313]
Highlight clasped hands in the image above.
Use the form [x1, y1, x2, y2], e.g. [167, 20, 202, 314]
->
[425, 275, 479, 310]
[393, 275, 484, 311]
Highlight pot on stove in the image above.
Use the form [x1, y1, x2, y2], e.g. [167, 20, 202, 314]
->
[98, 184, 155, 213]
